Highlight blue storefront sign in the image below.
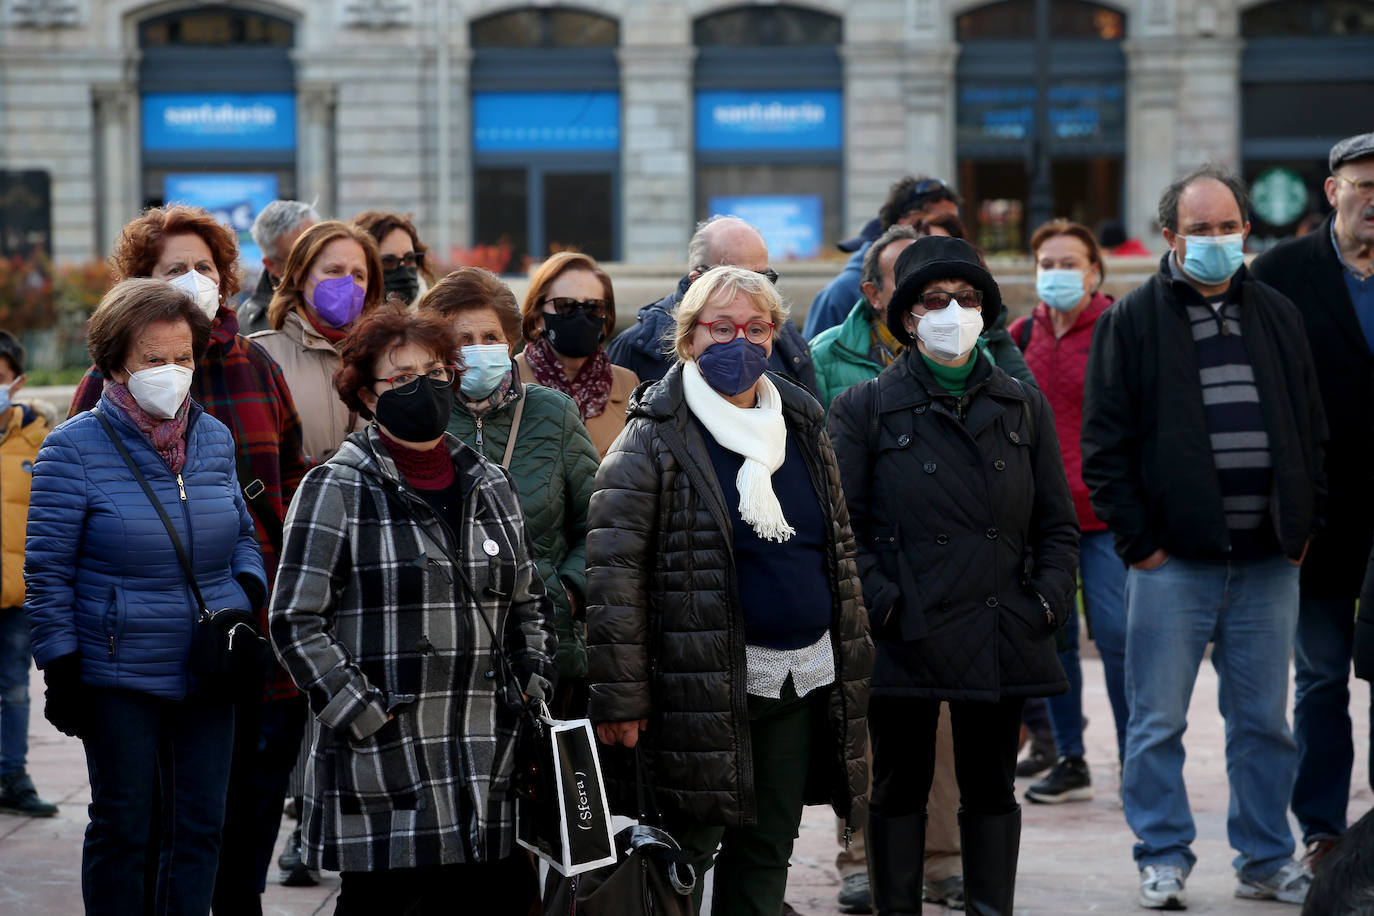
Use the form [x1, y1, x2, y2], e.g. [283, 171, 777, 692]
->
[473, 92, 620, 153]
[709, 194, 823, 261]
[143, 93, 296, 153]
[696, 90, 842, 153]
[164, 173, 280, 265]
[957, 84, 1125, 144]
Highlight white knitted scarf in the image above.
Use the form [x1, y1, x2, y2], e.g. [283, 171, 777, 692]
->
[682, 360, 795, 543]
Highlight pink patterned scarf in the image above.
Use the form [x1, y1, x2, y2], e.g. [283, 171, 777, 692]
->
[523, 334, 612, 420]
[103, 381, 190, 474]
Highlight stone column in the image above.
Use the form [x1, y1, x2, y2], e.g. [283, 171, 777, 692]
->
[92, 82, 137, 258]
[1124, 37, 1181, 243]
[1171, 37, 1244, 170]
[297, 81, 337, 219]
[901, 43, 959, 192]
[839, 41, 907, 233]
[617, 44, 696, 264]
[443, 46, 473, 256]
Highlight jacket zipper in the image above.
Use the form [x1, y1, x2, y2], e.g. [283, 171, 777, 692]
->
[474, 416, 483, 449]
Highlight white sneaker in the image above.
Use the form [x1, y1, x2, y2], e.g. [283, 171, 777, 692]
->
[1234, 860, 1311, 904]
[1139, 864, 1188, 909]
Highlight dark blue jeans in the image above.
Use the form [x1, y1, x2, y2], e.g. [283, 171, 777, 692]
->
[82, 688, 234, 916]
[1045, 605, 1085, 758]
[0, 607, 32, 775]
[1291, 596, 1356, 843]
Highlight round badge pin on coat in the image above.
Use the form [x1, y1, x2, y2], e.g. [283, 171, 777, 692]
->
[483, 538, 500, 557]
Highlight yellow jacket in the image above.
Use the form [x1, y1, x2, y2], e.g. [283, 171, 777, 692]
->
[1, 404, 47, 608]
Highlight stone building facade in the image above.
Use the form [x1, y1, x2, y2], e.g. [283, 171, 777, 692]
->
[1, 0, 1369, 267]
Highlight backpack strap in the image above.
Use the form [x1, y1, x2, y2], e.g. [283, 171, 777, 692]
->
[1016, 315, 1033, 352]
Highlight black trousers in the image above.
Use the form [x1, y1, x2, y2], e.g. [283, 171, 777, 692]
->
[868, 696, 1025, 818]
[335, 854, 536, 916]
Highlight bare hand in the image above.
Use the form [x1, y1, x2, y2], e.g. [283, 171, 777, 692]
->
[1132, 549, 1169, 571]
[596, 719, 648, 748]
[1290, 539, 1311, 567]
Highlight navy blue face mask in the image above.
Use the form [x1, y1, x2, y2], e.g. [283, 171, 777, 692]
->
[696, 337, 769, 397]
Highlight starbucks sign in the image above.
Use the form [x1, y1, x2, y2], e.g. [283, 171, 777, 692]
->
[1252, 168, 1308, 227]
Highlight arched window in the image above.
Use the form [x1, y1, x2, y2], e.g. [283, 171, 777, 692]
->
[469, 8, 621, 270]
[956, 0, 1125, 39]
[691, 6, 844, 260]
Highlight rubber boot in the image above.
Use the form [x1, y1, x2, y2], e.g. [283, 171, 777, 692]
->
[958, 807, 1021, 916]
[868, 810, 925, 915]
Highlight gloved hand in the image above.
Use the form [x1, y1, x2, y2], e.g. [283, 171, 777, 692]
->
[43, 653, 90, 739]
[236, 573, 267, 612]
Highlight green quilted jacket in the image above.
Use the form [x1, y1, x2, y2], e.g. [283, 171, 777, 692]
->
[446, 378, 599, 678]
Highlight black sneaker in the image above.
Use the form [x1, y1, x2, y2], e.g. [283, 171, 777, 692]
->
[278, 824, 319, 887]
[1015, 731, 1056, 778]
[837, 873, 872, 913]
[1025, 756, 1094, 804]
[0, 770, 58, 817]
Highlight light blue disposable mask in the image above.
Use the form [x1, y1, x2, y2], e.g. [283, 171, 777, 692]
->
[0, 381, 11, 414]
[1180, 234, 1245, 286]
[459, 344, 511, 398]
[1036, 269, 1087, 312]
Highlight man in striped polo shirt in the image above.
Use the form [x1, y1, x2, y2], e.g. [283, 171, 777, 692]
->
[1082, 166, 1327, 910]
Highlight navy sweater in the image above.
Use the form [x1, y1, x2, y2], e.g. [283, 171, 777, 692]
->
[697, 422, 832, 650]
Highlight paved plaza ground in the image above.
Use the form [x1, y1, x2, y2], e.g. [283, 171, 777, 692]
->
[1, 646, 1369, 915]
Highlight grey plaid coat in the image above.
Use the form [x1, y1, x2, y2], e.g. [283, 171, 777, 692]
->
[269, 426, 556, 872]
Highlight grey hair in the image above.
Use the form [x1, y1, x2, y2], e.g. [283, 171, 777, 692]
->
[686, 215, 755, 272]
[250, 200, 320, 255]
[861, 225, 921, 291]
[1157, 165, 1250, 232]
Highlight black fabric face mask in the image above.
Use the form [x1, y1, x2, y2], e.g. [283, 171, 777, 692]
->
[543, 310, 604, 359]
[374, 376, 454, 443]
[384, 266, 420, 304]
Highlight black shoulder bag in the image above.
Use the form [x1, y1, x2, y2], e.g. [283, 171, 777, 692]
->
[93, 407, 271, 699]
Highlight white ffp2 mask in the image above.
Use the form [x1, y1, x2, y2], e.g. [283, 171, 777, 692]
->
[127, 364, 194, 419]
[168, 270, 220, 320]
[915, 306, 983, 361]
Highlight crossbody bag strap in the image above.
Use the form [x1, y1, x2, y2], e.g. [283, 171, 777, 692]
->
[92, 407, 208, 614]
[233, 448, 283, 558]
[500, 390, 526, 469]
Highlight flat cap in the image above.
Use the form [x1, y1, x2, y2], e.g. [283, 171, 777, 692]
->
[1330, 132, 1374, 173]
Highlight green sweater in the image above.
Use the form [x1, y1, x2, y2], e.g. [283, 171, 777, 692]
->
[446, 379, 600, 678]
[920, 351, 978, 396]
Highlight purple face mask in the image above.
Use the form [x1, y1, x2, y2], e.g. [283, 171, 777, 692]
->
[307, 275, 367, 328]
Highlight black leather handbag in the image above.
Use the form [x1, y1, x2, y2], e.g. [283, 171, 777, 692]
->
[93, 407, 271, 698]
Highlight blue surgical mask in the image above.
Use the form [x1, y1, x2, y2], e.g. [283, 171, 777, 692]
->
[0, 381, 11, 414]
[1036, 269, 1087, 312]
[459, 344, 511, 399]
[696, 336, 770, 397]
[1180, 234, 1245, 286]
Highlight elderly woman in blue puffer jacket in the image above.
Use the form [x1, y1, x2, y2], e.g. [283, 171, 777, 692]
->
[23, 278, 266, 916]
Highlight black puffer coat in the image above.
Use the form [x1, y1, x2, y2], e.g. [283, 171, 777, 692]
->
[827, 349, 1078, 700]
[586, 364, 874, 830]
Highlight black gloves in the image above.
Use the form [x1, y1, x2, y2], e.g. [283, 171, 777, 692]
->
[236, 574, 267, 612]
[43, 653, 89, 739]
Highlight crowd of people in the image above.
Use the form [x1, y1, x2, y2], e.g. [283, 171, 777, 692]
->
[0, 128, 1371, 916]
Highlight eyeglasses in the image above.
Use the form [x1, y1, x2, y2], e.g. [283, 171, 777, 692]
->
[373, 364, 460, 392]
[916, 289, 982, 310]
[540, 297, 610, 319]
[692, 266, 780, 286]
[380, 252, 425, 272]
[697, 318, 774, 344]
[1336, 174, 1374, 199]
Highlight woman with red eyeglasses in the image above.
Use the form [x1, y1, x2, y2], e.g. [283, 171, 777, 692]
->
[517, 252, 639, 458]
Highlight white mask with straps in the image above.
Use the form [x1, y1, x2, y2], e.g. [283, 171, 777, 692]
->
[915, 305, 983, 361]
[126, 364, 194, 419]
[168, 270, 220, 320]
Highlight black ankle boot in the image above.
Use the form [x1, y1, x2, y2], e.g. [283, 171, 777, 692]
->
[868, 811, 925, 915]
[959, 807, 1021, 916]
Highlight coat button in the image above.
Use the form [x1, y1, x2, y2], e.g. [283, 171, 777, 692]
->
[485, 669, 497, 679]
[1009, 431, 1020, 444]
[914, 405, 928, 414]
[897, 434, 910, 447]
[994, 459, 1006, 471]
[986, 527, 999, 539]
[986, 596, 999, 608]
[924, 461, 937, 474]
[936, 534, 949, 545]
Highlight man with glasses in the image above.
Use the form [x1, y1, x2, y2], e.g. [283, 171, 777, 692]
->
[804, 176, 960, 339]
[1083, 165, 1326, 909]
[606, 215, 818, 396]
[1252, 131, 1374, 871]
[238, 200, 319, 335]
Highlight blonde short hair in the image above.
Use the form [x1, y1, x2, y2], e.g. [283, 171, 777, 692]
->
[670, 266, 788, 363]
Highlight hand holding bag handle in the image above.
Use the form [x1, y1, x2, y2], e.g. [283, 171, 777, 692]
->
[91, 407, 270, 696]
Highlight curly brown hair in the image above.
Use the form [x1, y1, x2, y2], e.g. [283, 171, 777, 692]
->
[266, 221, 384, 331]
[521, 251, 616, 342]
[87, 278, 213, 378]
[334, 304, 461, 420]
[109, 205, 243, 301]
[418, 268, 522, 347]
[351, 210, 433, 281]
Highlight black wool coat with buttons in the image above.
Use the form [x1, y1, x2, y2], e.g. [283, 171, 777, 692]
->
[827, 348, 1079, 700]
